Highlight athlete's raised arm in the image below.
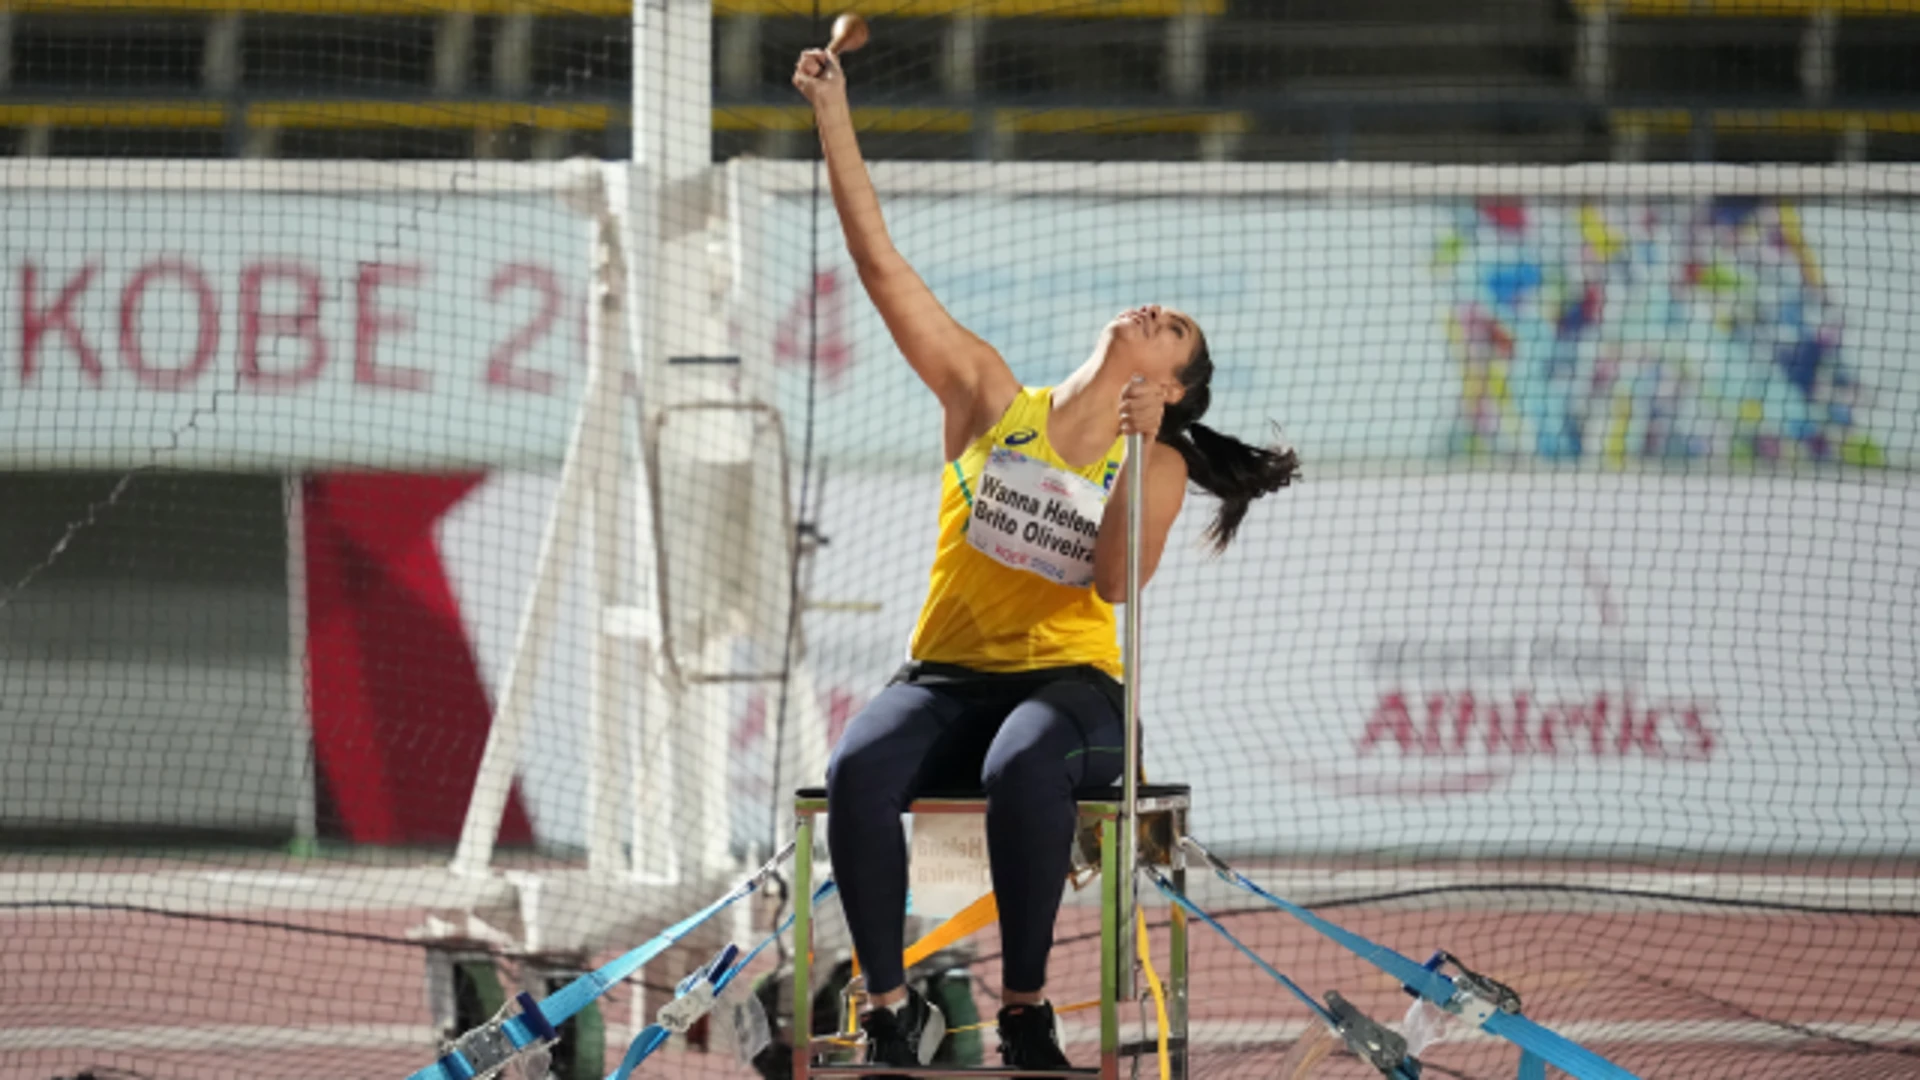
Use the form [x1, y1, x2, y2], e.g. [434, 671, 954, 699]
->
[794, 47, 1019, 458]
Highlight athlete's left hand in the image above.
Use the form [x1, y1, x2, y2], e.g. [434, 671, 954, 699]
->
[1118, 376, 1168, 440]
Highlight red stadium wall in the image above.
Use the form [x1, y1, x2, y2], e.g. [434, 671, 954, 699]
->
[302, 473, 534, 846]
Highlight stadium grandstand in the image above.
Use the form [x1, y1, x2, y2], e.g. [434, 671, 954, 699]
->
[1, 0, 1918, 162]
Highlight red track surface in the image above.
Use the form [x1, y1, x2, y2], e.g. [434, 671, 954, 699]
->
[6, 868, 1919, 1080]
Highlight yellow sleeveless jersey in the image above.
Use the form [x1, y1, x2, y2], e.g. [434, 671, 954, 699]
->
[909, 387, 1128, 678]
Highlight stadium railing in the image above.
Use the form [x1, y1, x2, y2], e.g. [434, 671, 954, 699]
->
[4, 0, 1920, 161]
[1572, 0, 1920, 102]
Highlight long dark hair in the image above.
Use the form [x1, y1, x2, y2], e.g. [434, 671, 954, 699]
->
[1157, 335, 1300, 552]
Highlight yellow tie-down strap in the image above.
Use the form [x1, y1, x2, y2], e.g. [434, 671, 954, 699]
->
[909, 891, 1002, 970]
[850, 890, 1002, 985]
[1137, 907, 1172, 1080]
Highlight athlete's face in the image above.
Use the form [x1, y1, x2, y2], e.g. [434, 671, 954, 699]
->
[1106, 304, 1202, 395]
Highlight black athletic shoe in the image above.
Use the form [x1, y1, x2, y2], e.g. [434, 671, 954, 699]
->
[861, 987, 946, 1070]
[998, 1002, 1072, 1072]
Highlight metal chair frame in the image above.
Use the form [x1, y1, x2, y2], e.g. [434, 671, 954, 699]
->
[788, 785, 1192, 1080]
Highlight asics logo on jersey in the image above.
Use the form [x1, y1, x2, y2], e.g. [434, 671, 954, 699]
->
[1005, 429, 1039, 446]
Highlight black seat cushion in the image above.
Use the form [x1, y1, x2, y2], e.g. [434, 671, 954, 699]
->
[793, 783, 1189, 802]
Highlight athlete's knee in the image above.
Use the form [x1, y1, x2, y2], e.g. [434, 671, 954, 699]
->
[984, 692, 1101, 798]
[824, 739, 881, 809]
[826, 723, 914, 816]
[980, 741, 1072, 801]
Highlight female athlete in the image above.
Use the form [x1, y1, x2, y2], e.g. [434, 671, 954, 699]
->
[793, 45, 1300, 1073]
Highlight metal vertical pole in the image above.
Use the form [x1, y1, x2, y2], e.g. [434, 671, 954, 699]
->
[284, 475, 316, 855]
[1116, 431, 1145, 1040]
[792, 811, 815, 1080]
[1169, 805, 1189, 1080]
[1098, 809, 1120, 1080]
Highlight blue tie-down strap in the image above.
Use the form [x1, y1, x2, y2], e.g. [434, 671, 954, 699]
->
[417, 991, 559, 1080]
[1145, 868, 1422, 1080]
[405, 843, 797, 1080]
[607, 879, 838, 1080]
[1179, 837, 1642, 1080]
[606, 943, 738, 1080]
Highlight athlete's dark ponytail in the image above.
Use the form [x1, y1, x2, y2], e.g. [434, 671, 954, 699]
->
[1157, 336, 1300, 552]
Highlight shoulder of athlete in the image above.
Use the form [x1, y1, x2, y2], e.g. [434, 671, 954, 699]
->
[971, 363, 1023, 434]
[945, 367, 1024, 456]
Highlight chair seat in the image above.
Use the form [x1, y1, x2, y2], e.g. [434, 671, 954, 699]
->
[793, 783, 1190, 802]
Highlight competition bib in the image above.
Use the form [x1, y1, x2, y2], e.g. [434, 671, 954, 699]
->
[966, 446, 1110, 587]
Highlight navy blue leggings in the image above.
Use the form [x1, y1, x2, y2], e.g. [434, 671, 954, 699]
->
[825, 664, 1126, 997]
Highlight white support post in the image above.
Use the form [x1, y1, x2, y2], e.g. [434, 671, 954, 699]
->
[1800, 8, 1837, 105]
[285, 476, 317, 852]
[1577, 3, 1611, 99]
[583, 396, 628, 873]
[1165, 11, 1207, 102]
[691, 635, 735, 876]
[943, 15, 980, 96]
[451, 421, 588, 876]
[725, 161, 828, 857]
[623, 71, 673, 882]
[719, 12, 761, 99]
[1839, 121, 1868, 164]
[244, 122, 279, 159]
[203, 13, 242, 94]
[992, 113, 1020, 162]
[494, 12, 535, 96]
[1199, 118, 1241, 164]
[435, 12, 475, 95]
[631, 642, 680, 884]
[1611, 119, 1647, 164]
[634, 0, 751, 886]
[452, 165, 626, 878]
[531, 128, 569, 160]
[632, 0, 713, 228]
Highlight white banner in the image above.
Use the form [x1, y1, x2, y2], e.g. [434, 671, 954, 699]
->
[444, 464, 1920, 858]
[16, 164, 1906, 858]
[749, 191, 1918, 474]
[0, 188, 591, 469]
[1185, 470, 1920, 857]
[8, 169, 1914, 476]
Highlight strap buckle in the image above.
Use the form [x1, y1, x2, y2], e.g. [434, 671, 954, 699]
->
[434, 992, 555, 1080]
[436, 1023, 516, 1080]
[1437, 951, 1523, 1022]
[1324, 990, 1410, 1075]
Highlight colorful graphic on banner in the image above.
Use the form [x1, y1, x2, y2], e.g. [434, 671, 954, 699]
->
[1436, 198, 1885, 468]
